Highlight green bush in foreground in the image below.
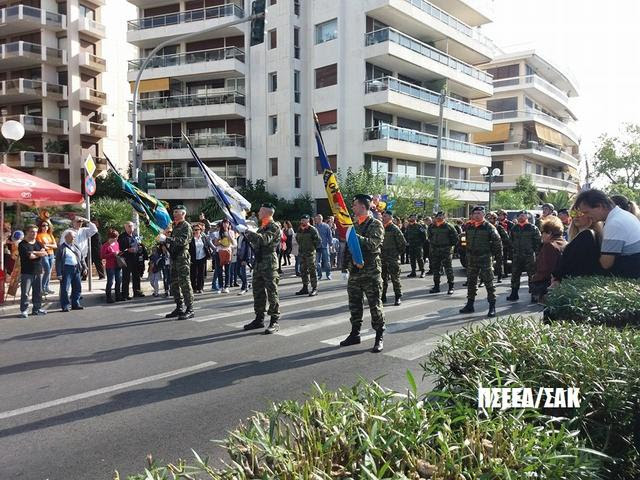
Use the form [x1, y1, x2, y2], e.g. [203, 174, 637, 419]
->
[125, 381, 604, 480]
[544, 276, 640, 326]
[423, 316, 640, 479]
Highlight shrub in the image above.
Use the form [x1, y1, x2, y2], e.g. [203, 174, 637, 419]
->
[90, 197, 156, 248]
[545, 276, 640, 326]
[423, 316, 640, 478]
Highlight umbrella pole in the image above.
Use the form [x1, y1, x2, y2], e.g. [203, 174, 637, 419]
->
[1, 201, 4, 272]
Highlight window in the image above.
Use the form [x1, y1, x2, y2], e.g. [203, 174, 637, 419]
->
[396, 160, 419, 178]
[269, 115, 278, 134]
[316, 109, 337, 130]
[294, 0, 300, 16]
[486, 97, 517, 113]
[448, 166, 467, 180]
[315, 18, 337, 44]
[294, 114, 301, 146]
[315, 63, 337, 89]
[397, 117, 420, 131]
[294, 27, 300, 59]
[365, 155, 389, 175]
[294, 70, 301, 103]
[269, 157, 278, 176]
[316, 155, 337, 174]
[269, 0, 277, 4]
[79, 4, 95, 20]
[486, 63, 519, 80]
[294, 157, 301, 188]
[269, 29, 277, 49]
[268, 72, 278, 92]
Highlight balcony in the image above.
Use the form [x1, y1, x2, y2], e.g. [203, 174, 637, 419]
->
[127, 4, 244, 48]
[150, 175, 246, 200]
[363, 124, 491, 167]
[488, 141, 579, 169]
[364, 76, 492, 132]
[2, 151, 69, 169]
[492, 172, 578, 193]
[0, 78, 67, 103]
[140, 134, 246, 162]
[127, 47, 245, 82]
[386, 171, 489, 202]
[366, 0, 496, 64]
[136, 91, 245, 122]
[0, 5, 67, 35]
[427, 0, 494, 26]
[80, 87, 107, 106]
[364, 27, 493, 99]
[0, 41, 67, 70]
[78, 16, 106, 39]
[1, 115, 67, 134]
[491, 109, 580, 146]
[81, 118, 107, 138]
[79, 51, 106, 74]
[493, 75, 577, 120]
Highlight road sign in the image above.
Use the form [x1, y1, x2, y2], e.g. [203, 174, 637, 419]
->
[414, 200, 424, 207]
[84, 155, 96, 177]
[85, 175, 96, 197]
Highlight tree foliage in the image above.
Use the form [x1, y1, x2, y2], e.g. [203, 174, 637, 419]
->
[94, 170, 128, 201]
[493, 175, 541, 210]
[593, 123, 640, 191]
[493, 190, 527, 211]
[542, 190, 573, 210]
[336, 167, 386, 208]
[90, 197, 156, 247]
[386, 176, 461, 217]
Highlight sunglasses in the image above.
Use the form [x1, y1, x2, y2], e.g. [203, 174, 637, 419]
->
[569, 209, 585, 218]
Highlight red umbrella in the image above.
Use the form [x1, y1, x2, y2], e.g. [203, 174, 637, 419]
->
[0, 164, 83, 206]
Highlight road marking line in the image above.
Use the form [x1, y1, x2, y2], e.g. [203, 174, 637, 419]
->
[0, 361, 217, 421]
[385, 341, 438, 361]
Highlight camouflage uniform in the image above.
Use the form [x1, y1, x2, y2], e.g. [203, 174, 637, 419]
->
[405, 221, 426, 275]
[166, 220, 194, 312]
[343, 215, 385, 331]
[245, 219, 282, 321]
[510, 222, 541, 292]
[381, 221, 406, 300]
[492, 222, 509, 279]
[296, 225, 321, 290]
[499, 219, 514, 276]
[465, 221, 502, 302]
[427, 221, 458, 285]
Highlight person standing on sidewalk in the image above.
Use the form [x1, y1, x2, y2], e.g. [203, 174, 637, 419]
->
[315, 214, 333, 280]
[100, 230, 123, 303]
[89, 219, 105, 280]
[56, 230, 87, 312]
[405, 213, 426, 278]
[427, 212, 458, 295]
[507, 210, 541, 302]
[18, 224, 48, 318]
[36, 221, 57, 295]
[295, 214, 321, 297]
[381, 210, 406, 306]
[118, 222, 145, 300]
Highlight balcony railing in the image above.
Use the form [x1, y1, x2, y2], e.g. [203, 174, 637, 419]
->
[136, 91, 245, 111]
[1, 4, 66, 29]
[365, 27, 493, 85]
[487, 141, 579, 165]
[128, 46, 245, 71]
[152, 175, 246, 190]
[493, 74, 571, 102]
[80, 51, 106, 70]
[0, 115, 67, 134]
[365, 124, 491, 157]
[2, 151, 69, 169]
[0, 78, 67, 98]
[79, 16, 107, 37]
[491, 109, 579, 141]
[364, 76, 492, 121]
[492, 172, 577, 190]
[0, 41, 66, 64]
[127, 3, 243, 30]
[141, 134, 246, 151]
[386, 171, 489, 192]
[81, 119, 107, 136]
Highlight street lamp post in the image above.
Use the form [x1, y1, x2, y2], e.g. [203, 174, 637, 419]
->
[480, 166, 501, 212]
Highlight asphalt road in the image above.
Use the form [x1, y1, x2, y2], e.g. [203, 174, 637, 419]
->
[0, 262, 540, 479]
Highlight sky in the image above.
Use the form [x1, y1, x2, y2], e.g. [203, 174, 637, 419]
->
[482, 0, 640, 171]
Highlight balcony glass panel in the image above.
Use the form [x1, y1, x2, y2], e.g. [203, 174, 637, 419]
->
[141, 134, 246, 150]
[137, 91, 245, 110]
[387, 172, 489, 192]
[127, 4, 243, 30]
[128, 47, 245, 71]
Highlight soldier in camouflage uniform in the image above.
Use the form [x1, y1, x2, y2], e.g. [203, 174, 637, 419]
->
[507, 210, 541, 302]
[381, 210, 406, 306]
[486, 212, 509, 283]
[427, 211, 458, 295]
[405, 213, 426, 278]
[340, 194, 386, 353]
[295, 214, 321, 297]
[159, 205, 195, 320]
[497, 209, 514, 277]
[459, 206, 502, 318]
[240, 203, 282, 334]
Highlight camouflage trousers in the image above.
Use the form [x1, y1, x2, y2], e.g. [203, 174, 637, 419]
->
[466, 255, 495, 302]
[431, 246, 454, 284]
[511, 254, 535, 291]
[299, 251, 317, 289]
[253, 271, 280, 320]
[381, 255, 402, 297]
[171, 257, 194, 310]
[348, 273, 385, 331]
[408, 245, 424, 273]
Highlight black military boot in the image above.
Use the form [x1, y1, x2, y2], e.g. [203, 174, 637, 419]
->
[507, 289, 519, 301]
[447, 282, 455, 295]
[407, 271, 417, 278]
[264, 318, 280, 334]
[381, 289, 387, 303]
[459, 299, 475, 314]
[487, 300, 496, 318]
[243, 316, 265, 330]
[165, 304, 184, 318]
[295, 286, 309, 296]
[496, 275, 503, 284]
[419, 270, 426, 278]
[372, 329, 384, 353]
[429, 283, 440, 294]
[309, 287, 318, 297]
[339, 326, 361, 346]
[179, 308, 195, 320]
[394, 294, 401, 306]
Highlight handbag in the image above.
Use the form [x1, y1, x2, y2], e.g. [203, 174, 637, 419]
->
[218, 249, 232, 266]
[116, 254, 127, 269]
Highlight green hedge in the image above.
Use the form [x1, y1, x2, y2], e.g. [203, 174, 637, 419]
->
[423, 316, 640, 479]
[544, 276, 640, 326]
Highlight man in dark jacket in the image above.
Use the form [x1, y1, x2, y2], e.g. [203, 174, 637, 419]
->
[381, 210, 406, 306]
[405, 213, 426, 277]
[507, 210, 541, 301]
[295, 214, 321, 296]
[427, 212, 458, 295]
[118, 221, 144, 300]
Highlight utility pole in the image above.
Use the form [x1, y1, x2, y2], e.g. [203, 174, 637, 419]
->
[433, 88, 446, 214]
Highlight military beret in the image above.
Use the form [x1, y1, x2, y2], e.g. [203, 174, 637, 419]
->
[353, 194, 372, 203]
[261, 202, 276, 210]
[542, 203, 555, 210]
[471, 206, 485, 213]
[517, 210, 528, 216]
[382, 210, 394, 216]
[557, 208, 569, 215]
[173, 204, 187, 212]
[300, 214, 310, 219]
[435, 211, 444, 218]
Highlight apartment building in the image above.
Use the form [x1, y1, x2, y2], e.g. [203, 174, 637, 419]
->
[0, 0, 136, 192]
[129, 0, 498, 213]
[472, 50, 580, 195]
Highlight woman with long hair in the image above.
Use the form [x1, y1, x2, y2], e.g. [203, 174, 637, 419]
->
[36, 221, 57, 295]
[611, 194, 640, 220]
[189, 223, 212, 294]
[214, 218, 236, 293]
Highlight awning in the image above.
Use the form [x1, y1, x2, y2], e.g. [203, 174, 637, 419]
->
[535, 123, 563, 146]
[472, 123, 510, 144]
[130, 77, 170, 94]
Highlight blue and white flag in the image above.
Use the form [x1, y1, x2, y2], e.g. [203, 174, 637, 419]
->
[182, 134, 251, 227]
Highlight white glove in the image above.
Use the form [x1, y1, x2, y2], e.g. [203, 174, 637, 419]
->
[341, 271, 349, 281]
[235, 224, 248, 234]
[156, 233, 167, 243]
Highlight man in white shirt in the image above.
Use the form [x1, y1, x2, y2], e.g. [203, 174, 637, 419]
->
[60, 216, 97, 259]
[575, 189, 640, 278]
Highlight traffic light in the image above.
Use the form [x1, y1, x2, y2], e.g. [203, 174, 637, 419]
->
[146, 171, 156, 190]
[137, 171, 148, 192]
[250, 0, 266, 46]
